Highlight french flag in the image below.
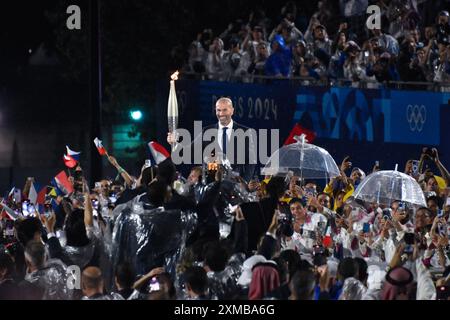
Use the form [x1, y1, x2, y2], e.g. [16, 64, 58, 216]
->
[52, 171, 74, 195]
[66, 145, 81, 162]
[148, 141, 170, 164]
[28, 183, 47, 205]
[93, 137, 107, 156]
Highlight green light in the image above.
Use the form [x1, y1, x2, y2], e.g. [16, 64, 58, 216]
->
[130, 110, 143, 121]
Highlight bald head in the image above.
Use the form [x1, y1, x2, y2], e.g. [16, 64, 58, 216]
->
[82, 266, 103, 293]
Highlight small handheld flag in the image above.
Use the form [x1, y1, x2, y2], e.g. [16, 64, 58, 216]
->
[94, 137, 107, 156]
[63, 154, 77, 168]
[52, 171, 74, 194]
[148, 141, 170, 165]
[66, 146, 81, 161]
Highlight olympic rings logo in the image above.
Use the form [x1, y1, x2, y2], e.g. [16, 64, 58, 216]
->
[406, 104, 426, 132]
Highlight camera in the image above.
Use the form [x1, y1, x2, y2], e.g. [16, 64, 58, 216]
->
[382, 208, 392, 220]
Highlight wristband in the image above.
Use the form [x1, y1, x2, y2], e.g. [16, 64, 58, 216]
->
[118, 167, 125, 174]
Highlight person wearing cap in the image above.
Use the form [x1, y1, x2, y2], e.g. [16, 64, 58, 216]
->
[343, 40, 367, 85]
[291, 39, 307, 76]
[311, 23, 332, 56]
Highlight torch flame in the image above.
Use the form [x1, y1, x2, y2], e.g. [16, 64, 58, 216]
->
[170, 71, 179, 81]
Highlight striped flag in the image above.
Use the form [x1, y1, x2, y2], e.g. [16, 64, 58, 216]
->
[0, 201, 21, 220]
[93, 137, 107, 156]
[66, 145, 81, 161]
[148, 141, 170, 165]
[52, 171, 74, 194]
[28, 183, 47, 205]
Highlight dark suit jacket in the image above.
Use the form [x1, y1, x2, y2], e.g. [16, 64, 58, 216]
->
[197, 121, 256, 182]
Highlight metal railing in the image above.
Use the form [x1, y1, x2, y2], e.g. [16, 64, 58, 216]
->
[181, 71, 450, 92]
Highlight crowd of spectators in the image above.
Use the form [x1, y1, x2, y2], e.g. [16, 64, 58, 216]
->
[0, 146, 449, 300]
[182, 1, 450, 90]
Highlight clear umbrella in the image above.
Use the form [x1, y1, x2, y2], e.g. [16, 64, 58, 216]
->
[261, 136, 340, 181]
[353, 168, 426, 207]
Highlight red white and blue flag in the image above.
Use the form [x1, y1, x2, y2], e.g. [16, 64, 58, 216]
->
[28, 183, 47, 205]
[66, 145, 81, 161]
[94, 137, 107, 156]
[148, 141, 170, 164]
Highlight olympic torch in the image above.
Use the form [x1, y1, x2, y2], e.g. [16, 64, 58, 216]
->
[168, 71, 179, 152]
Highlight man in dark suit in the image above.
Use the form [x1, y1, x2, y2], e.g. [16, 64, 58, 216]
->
[168, 97, 256, 182]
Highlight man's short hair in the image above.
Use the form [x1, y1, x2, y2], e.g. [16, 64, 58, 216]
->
[203, 242, 229, 272]
[25, 241, 46, 268]
[216, 97, 233, 107]
[82, 267, 103, 290]
[289, 269, 316, 300]
[184, 266, 208, 295]
[147, 179, 168, 206]
[15, 217, 42, 247]
[338, 257, 358, 280]
[115, 262, 136, 289]
[0, 252, 14, 276]
[289, 197, 305, 207]
[191, 166, 202, 176]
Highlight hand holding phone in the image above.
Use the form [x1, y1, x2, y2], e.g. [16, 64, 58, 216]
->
[363, 222, 370, 234]
[149, 276, 160, 292]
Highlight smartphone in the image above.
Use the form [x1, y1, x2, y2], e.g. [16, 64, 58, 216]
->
[363, 223, 370, 233]
[304, 187, 315, 198]
[145, 159, 152, 168]
[149, 276, 160, 292]
[446, 197, 450, 206]
[404, 232, 415, 245]
[411, 160, 420, 175]
[398, 202, 405, 211]
[95, 182, 101, 189]
[21, 201, 30, 216]
[375, 160, 379, 167]
[437, 209, 444, 218]
[43, 203, 53, 218]
[108, 194, 117, 204]
[404, 244, 414, 255]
